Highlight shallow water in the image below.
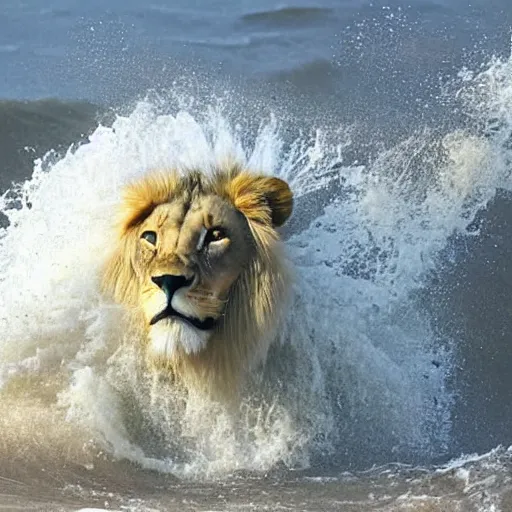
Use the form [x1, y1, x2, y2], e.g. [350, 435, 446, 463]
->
[2, 1, 512, 511]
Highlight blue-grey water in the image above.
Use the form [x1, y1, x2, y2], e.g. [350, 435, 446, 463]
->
[1, 1, 512, 510]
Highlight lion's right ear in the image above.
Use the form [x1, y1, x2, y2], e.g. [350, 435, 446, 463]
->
[100, 229, 140, 305]
[118, 171, 180, 232]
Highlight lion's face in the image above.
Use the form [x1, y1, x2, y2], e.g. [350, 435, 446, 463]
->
[135, 193, 254, 355]
[101, 166, 293, 366]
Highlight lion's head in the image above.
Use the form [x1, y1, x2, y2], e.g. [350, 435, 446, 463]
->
[101, 164, 293, 398]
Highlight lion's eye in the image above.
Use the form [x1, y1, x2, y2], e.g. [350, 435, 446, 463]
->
[141, 230, 157, 245]
[204, 227, 226, 245]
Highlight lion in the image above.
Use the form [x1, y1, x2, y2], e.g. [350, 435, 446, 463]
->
[100, 163, 294, 400]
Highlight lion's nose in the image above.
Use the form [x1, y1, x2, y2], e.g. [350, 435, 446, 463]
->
[151, 274, 193, 298]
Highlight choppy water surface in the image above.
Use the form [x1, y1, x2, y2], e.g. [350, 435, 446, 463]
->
[2, 1, 512, 511]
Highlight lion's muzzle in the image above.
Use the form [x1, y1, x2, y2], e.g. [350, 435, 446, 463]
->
[152, 274, 192, 297]
[150, 274, 217, 331]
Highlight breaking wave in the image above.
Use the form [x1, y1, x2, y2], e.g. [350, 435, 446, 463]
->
[1, 53, 512, 481]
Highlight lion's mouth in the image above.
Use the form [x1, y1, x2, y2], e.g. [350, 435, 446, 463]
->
[150, 275, 217, 331]
[150, 306, 216, 331]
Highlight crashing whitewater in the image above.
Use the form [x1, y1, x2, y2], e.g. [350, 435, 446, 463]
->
[1, 54, 512, 479]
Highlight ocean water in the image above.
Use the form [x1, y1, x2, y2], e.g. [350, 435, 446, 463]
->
[1, 1, 512, 511]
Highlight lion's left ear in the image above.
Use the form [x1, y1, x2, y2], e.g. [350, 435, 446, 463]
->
[225, 173, 293, 227]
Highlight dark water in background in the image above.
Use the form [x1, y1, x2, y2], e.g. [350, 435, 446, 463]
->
[2, 1, 512, 511]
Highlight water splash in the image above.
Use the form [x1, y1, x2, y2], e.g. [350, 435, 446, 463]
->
[2, 53, 512, 478]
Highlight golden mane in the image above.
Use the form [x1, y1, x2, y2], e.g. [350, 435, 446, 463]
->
[101, 164, 294, 400]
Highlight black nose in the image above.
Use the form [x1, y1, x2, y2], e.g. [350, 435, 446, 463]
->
[151, 274, 193, 298]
